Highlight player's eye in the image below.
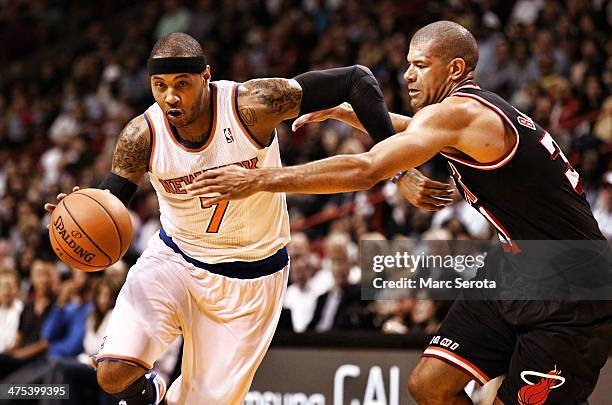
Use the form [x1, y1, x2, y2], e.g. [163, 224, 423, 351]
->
[178, 81, 189, 88]
[155, 82, 166, 89]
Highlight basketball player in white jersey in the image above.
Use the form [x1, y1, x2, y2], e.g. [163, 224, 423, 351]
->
[44, 32, 452, 405]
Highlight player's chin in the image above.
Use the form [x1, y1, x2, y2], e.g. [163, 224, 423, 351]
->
[409, 98, 424, 111]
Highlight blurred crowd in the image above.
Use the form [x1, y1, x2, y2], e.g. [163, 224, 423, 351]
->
[0, 0, 610, 400]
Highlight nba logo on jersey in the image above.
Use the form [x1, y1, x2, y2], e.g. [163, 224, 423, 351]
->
[223, 127, 234, 143]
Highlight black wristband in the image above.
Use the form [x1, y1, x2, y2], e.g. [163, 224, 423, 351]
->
[294, 65, 395, 143]
[98, 173, 138, 207]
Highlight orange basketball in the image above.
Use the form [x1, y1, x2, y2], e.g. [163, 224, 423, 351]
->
[48, 188, 133, 272]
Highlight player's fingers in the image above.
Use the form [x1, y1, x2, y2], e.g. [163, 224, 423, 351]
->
[187, 184, 224, 196]
[203, 185, 228, 195]
[72, 186, 80, 192]
[202, 169, 226, 179]
[186, 178, 223, 194]
[292, 114, 314, 131]
[425, 188, 455, 197]
[417, 203, 447, 212]
[201, 195, 229, 207]
[44, 203, 56, 212]
[185, 184, 207, 195]
[56, 193, 67, 201]
[422, 179, 454, 190]
[192, 178, 219, 189]
[291, 119, 302, 132]
[416, 195, 453, 206]
[191, 171, 219, 185]
[430, 197, 454, 206]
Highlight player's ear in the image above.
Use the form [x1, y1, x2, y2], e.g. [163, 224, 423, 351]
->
[201, 66, 211, 83]
[448, 58, 466, 81]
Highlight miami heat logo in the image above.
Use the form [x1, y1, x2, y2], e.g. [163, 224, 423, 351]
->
[517, 367, 565, 405]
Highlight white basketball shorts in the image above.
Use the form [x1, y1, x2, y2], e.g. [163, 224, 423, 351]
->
[97, 231, 289, 405]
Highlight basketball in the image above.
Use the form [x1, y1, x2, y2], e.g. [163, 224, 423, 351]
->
[48, 188, 133, 272]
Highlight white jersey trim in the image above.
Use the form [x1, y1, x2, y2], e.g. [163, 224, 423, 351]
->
[441, 91, 520, 171]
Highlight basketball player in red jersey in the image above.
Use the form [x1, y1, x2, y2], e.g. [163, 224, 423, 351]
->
[189, 21, 612, 404]
[44, 32, 451, 405]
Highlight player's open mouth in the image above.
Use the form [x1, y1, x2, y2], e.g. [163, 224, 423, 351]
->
[167, 109, 183, 119]
[409, 89, 420, 96]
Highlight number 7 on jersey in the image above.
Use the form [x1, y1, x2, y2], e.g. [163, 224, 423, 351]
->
[199, 197, 230, 233]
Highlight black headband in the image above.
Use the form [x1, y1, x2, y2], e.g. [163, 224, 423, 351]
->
[147, 56, 206, 75]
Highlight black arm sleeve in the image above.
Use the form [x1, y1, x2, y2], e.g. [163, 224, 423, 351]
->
[98, 173, 138, 207]
[293, 65, 395, 143]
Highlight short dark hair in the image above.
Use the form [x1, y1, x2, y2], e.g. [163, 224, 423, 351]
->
[411, 21, 479, 73]
[150, 32, 205, 59]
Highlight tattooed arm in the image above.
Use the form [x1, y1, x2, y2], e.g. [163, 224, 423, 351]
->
[43, 115, 149, 212]
[110, 115, 150, 184]
[236, 78, 302, 146]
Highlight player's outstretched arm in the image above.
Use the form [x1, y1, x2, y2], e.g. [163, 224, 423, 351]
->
[291, 103, 453, 210]
[292, 102, 412, 133]
[186, 104, 460, 204]
[237, 65, 395, 145]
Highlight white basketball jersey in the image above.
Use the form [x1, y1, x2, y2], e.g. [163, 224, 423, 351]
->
[144, 80, 290, 263]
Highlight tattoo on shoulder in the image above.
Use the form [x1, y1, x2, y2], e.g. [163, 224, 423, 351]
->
[238, 105, 257, 127]
[245, 79, 302, 115]
[112, 117, 149, 181]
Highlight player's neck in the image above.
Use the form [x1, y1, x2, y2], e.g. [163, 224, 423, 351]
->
[446, 78, 476, 98]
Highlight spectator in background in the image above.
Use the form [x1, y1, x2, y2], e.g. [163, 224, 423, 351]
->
[307, 243, 372, 332]
[155, 0, 192, 39]
[283, 233, 321, 333]
[409, 299, 441, 335]
[593, 96, 612, 144]
[78, 277, 118, 366]
[41, 268, 93, 358]
[40, 277, 120, 405]
[132, 192, 161, 254]
[0, 259, 56, 379]
[477, 38, 521, 98]
[311, 232, 361, 293]
[430, 192, 491, 239]
[510, 0, 545, 25]
[381, 298, 415, 334]
[187, 0, 217, 42]
[594, 172, 612, 239]
[0, 268, 23, 353]
[2, 268, 93, 387]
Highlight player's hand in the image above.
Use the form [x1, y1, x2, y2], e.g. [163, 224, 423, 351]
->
[291, 102, 350, 131]
[186, 166, 260, 205]
[394, 169, 454, 211]
[44, 186, 80, 213]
